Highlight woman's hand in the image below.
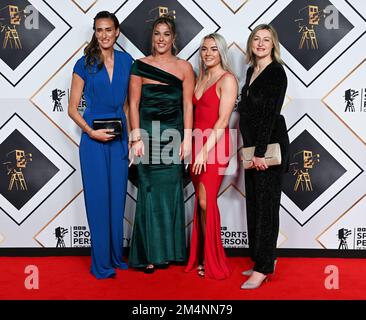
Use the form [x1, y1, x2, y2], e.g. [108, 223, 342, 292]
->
[252, 156, 268, 171]
[192, 149, 207, 175]
[179, 138, 192, 161]
[89, 129, 115, 142]
[131, 140, 145, 157]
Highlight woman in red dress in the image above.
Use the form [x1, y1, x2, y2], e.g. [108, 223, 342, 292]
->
[185, 33, 238, 279]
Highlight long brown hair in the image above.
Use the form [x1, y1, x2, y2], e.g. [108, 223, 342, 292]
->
[151, 15, 178, 56]
[84, 11, 120, 70]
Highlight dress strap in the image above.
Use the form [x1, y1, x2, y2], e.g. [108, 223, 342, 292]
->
[216, 72, 230, 83]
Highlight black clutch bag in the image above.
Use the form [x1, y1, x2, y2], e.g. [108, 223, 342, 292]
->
[92, 118, 123, 137]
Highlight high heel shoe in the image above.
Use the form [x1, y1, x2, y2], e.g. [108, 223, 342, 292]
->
[242, 268, 253, 276]
[197, 264, 205, 277]
[240, 274, 269, 290]
[143, 264, 155, 274]
[241, 259, 277, 276]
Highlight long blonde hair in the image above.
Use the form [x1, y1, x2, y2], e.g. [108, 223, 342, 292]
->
[197, 33, 234, 84]
[246, 24, 284, 66]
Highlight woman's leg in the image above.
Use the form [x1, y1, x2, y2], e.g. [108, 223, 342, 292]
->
[80, 137, 114, 279]
[251, 168, 281, 275]
[109, 139, 129, 269]
[196, 183, 207, 275]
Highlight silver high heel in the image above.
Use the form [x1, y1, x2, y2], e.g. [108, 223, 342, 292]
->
[242, 268, 253, 276]
[241, 259, 277, 276]
[240, 275, 269, 289]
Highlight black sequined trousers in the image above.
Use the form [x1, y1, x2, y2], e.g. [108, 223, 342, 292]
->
[245, 164, 285, 275]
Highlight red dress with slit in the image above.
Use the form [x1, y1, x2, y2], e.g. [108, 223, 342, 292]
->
[185, 76, 232, 280]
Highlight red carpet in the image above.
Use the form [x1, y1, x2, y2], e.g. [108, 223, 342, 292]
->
[0, 257, 365, 300]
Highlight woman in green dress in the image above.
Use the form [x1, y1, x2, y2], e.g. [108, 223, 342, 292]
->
[128, 15, 195, 273]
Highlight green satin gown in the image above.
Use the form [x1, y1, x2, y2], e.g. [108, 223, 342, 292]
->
[128, 60, 186, 267]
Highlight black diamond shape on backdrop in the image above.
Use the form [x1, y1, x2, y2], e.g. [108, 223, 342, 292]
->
[0, 129, 59, 209]
[0, 0, 55, 70]
[282, 130, 346, 211]
[120, 0, 203, 56]
[270, 0, 354, 70]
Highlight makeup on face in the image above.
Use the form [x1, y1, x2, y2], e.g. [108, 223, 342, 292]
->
[201, 38, 221, 68]
[95, 18, 119, 49]
[251, 29, 273, 59]
[152, 23, 174, 54]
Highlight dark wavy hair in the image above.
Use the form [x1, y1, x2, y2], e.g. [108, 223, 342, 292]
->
[84, 11, 120, 69]
[151, 15, 178, 56]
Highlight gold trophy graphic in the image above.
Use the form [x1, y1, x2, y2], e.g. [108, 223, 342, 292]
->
[295, 5, 327, 50]
[290, 150, 320, 192]
[146, 6, 176, 22]
[0, 5, 24, 49]
[3, 149, 32, 191]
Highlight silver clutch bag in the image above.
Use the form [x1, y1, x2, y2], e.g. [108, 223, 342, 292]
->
[240, 143, 281, 169]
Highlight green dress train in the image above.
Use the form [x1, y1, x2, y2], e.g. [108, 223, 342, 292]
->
[128, 60, 186, 267]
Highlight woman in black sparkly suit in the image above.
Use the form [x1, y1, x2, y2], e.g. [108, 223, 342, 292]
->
[238, 24, 289, 289]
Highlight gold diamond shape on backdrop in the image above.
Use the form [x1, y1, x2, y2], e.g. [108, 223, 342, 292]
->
[316, 193, 366, 249]
[322, 59, 366, 146]
[220, 0, 249, 14]
[72, 0, 98, 13]
[30, 42, 88, 147]
[228, 42, 246, 55]
[228, 42, 246, 87]
[277, 230, 288, 248]
[33, 190, 83, 247]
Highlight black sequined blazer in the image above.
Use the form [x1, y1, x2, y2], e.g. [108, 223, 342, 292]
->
[238, 61, 289, 169]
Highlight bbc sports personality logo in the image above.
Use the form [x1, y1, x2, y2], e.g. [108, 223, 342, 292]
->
[54, 225, 91, 248]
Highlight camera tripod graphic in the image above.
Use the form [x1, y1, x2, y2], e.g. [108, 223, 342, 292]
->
[3, 149, 32, 191]
[290, 150, 320, 192]
[295, 5, 328, 50]
[55, 227, 68, 248]
[338, 228, 352, 250]
[51, 89, 66, 112]
[0, 5, 24, 49]
[344, 89, 359, 112]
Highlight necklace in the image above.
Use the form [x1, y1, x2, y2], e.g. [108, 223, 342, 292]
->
[200, 72, 224, 93]
[250, 61, 272, 86]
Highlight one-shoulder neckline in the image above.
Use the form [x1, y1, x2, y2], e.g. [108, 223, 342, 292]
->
[136, 59, 183, 83]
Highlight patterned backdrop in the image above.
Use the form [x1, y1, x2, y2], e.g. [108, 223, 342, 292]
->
[0, 0, 365, 252]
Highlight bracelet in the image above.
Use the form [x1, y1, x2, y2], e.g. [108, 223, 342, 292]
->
[129, 136, 142, 143]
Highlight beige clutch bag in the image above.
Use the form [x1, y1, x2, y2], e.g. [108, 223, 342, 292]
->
[240, 143, 281, 169]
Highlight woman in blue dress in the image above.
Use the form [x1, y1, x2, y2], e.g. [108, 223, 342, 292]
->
[68, 11, 133, 279]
